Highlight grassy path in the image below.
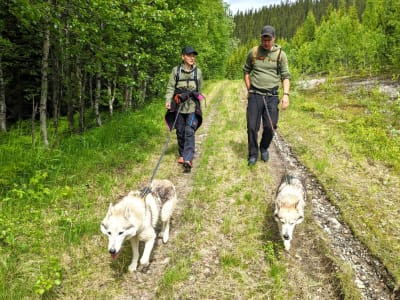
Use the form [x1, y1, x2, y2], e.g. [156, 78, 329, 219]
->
[141, 80, 341, 299]
[71, 80, 339, 299]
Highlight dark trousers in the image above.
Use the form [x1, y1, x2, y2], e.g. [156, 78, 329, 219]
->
[176, 112, 198, 162]
[246, 93, 279, 159]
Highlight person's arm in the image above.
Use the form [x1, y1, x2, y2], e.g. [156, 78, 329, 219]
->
[281, 78, 290, 109]
[244, 73, 251, 92]
[243, 49, 253, 98]
[165, 68, 177, 109]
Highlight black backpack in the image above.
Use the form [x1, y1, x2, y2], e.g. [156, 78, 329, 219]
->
[175, 65, 199, 91]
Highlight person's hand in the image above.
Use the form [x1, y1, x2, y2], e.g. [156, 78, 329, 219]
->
[281, 94, 289, 109]
[165, 102, 171, 110]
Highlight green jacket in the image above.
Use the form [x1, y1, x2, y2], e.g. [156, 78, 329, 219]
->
[165, 63, 203, 114]
[243, 44, 290, 93]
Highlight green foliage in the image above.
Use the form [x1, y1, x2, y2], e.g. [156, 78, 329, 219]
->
[34, 257, 62, 296]
[0, 100, 166, 298]
[382, 0, 400, 75]
[2, 0, 233, 134]
[158, 259, 191, 295]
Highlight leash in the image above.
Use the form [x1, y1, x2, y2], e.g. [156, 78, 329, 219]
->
[261, 94, 290, 179]
[140, 104, 182, 198]
[261, 94, 277, 137]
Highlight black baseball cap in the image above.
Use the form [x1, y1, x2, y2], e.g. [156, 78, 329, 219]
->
[182, 46, 198, 55]
[261, 25, 275, 38]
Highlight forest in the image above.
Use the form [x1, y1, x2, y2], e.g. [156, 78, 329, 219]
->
[1, 0, 399, 142]
[0, 0, 233, 141]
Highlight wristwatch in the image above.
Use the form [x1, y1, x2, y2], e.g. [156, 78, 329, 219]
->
[283, 92, 289, 96]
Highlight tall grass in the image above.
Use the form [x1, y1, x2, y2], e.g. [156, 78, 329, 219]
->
[0, 100, 166, 298]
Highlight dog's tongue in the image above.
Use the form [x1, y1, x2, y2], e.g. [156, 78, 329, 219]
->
[111, 252, 120, 259]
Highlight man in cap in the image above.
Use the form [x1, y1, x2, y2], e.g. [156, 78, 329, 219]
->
[165, 46, 204, 172]
[243, 25, 290, 166]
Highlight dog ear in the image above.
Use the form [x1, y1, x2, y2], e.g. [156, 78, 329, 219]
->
[296, 215, 304, 224]
[106, 203, 113, 215]
[100, 223, 108, 235]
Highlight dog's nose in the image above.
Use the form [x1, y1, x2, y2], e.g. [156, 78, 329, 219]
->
[283, 234, 290, 240]
[109, 248, 116, 254]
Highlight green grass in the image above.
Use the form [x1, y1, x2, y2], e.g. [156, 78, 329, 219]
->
[281, 77, 400, 284]
[0, 100, 166, 299]
[1, 77, 399, 298]
[156, 80, 290, 298]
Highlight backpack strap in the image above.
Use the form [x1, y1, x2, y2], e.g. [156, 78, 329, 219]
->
[175, 65, 199, 92]
[276, 48, 282, 75]
[251, 45, 282, 75]
[251, 46, 258, 66]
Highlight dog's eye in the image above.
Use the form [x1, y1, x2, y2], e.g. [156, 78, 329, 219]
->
[118, 231, 124, 235]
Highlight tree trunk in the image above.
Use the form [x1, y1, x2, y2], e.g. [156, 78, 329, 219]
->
[89, 75, 94, 108]
[123, 85, 132, 111]
[40, 23, 50, 146]
[76, 60, 84, 133]
[107, 79, 116, 117]
[32, 97, 39, 145]
[95, 72, 102, 126]
[0, 56, 7, 132]
[51, 52, 60, 136]
[141, 77, 148, 103]
[64, 19, 74, 131]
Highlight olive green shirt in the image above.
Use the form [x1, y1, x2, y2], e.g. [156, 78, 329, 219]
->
[243, 44, 290, 93]
[165, 63, 203, 114]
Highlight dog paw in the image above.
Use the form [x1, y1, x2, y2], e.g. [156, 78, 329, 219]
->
[139, 258, 150, 267]
[162, 232, 169, 243]
[128, 263, 138, 272]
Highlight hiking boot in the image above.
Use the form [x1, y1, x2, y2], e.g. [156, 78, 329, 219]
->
[183, 161, 192, 172]
[261, 151, 269, 162]
[177, 157, 184, 164]
[248, 157, 257, 166]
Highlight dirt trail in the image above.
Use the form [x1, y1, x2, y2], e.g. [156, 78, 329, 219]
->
[115, 80, 395, 299]
[272, 132, 393, 299]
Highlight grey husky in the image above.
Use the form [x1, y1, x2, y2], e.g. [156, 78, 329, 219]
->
[100, 179, 177, 272]
[274, 174, 306, 251]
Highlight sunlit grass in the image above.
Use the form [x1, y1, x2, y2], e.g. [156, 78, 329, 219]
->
[281, 77, 400, 284]
[0, 100, 166, 299]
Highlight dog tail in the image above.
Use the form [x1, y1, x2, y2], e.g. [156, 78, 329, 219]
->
[145, 194, 160, 228]
[161, 189, 177, 222]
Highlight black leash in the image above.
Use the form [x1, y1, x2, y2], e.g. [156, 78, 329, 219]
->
[261, 94, 276, 137]
[261, 94, 290, 179]
[140, 104, 182, 198]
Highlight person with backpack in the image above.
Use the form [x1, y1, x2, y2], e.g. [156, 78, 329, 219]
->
[243, 25, 290, 166]
[165, 46, 204, 172]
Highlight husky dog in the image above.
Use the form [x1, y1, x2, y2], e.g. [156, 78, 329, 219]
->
[100, 179, 177, 272]
[274, 174, 306, 251]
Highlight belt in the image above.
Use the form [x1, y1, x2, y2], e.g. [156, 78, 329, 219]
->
[250, 85, 278, 96]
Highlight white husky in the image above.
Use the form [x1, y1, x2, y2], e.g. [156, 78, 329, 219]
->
[100, 179, 177, 272]
[274, 174, 306, 251]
